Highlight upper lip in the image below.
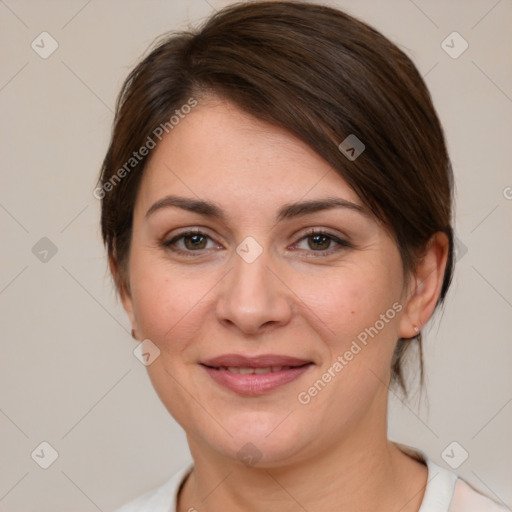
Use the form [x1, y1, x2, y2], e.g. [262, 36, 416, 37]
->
[201, 354, 312, 368]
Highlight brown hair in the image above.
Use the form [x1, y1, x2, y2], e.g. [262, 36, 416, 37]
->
[98, 1, 454, 394]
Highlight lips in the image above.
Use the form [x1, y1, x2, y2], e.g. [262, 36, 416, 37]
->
[200, 353, 313, 396]
[201, 354, 311, 368]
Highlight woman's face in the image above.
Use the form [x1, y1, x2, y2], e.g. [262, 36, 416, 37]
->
[122, 98, 415, 466]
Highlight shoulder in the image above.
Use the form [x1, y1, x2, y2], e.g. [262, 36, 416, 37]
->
[423, 458, 508, 512]
[112, 464, 193, 512]
[394, 444, 508, 512]
[449, 479, 509, 512]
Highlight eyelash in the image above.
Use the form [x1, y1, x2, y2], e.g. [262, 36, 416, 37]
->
[162, 228, 352, 258]
[294, 228, 352, 256]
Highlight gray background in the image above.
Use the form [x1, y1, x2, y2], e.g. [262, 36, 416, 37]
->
[0, 0, 511, 510]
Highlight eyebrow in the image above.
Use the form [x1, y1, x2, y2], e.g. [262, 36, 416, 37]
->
[145, 195, 368, 221]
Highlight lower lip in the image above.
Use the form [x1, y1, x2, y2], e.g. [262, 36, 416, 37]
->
[202, 364, 313, 396]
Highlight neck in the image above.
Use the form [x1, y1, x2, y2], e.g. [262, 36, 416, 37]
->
[178, 426, 427, 512]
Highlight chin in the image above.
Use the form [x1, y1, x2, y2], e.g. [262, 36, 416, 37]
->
[201, 409, 317, 468]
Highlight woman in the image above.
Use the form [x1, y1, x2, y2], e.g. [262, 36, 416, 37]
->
[98, 2, 505, 511]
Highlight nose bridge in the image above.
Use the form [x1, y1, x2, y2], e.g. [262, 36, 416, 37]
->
[231, 248, 271, 302]
[216, 240, 291, 333]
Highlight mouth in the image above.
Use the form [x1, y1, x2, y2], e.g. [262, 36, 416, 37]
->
[200, 354, 314, 396]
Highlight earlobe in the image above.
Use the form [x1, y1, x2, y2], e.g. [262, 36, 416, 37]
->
[398, 232, 449, 339]
[119, 285, 139, 338]
[109, 255, 139, 338]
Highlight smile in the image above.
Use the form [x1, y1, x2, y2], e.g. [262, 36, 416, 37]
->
[200, 354, 314, 395]
[217, 366, 292, 374]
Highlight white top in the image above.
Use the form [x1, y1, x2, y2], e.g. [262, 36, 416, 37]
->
[113, 450, 508, 512]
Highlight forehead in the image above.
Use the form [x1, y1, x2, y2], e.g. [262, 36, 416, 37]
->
[136, 98, 361, 215]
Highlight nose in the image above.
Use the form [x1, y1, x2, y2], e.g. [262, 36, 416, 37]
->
[215, 248, 293, 335]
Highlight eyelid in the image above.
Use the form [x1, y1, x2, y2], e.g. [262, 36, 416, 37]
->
[164, 226, 221, 243]
[163, 228, 224, 255]
[298, 227, 350, 241]
[161, 227, 352, 257]
[289, 228, 353, 255]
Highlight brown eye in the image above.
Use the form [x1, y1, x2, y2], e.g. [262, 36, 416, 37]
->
[307, 234, 332, 250]
[292, 230, 351, 256]
[163, 230, 221, 254]
[183, 233, 208, 250]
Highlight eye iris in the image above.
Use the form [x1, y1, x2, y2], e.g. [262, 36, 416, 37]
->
[184, 234, 207, 250]
[308, 234, 330, 250]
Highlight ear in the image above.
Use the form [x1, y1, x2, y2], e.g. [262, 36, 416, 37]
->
[109, 254, 139, 339]
[398, 232, 450, 339]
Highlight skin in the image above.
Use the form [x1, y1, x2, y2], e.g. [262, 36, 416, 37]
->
[116, 96, 449, 512]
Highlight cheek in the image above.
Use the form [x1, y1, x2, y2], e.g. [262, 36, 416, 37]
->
[293, 263, 401, 346]
[290, 259, 404, 409]
[129, 255, 217, 354]
[291, 269, 402, 423]
[128, 257, 220, 424]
